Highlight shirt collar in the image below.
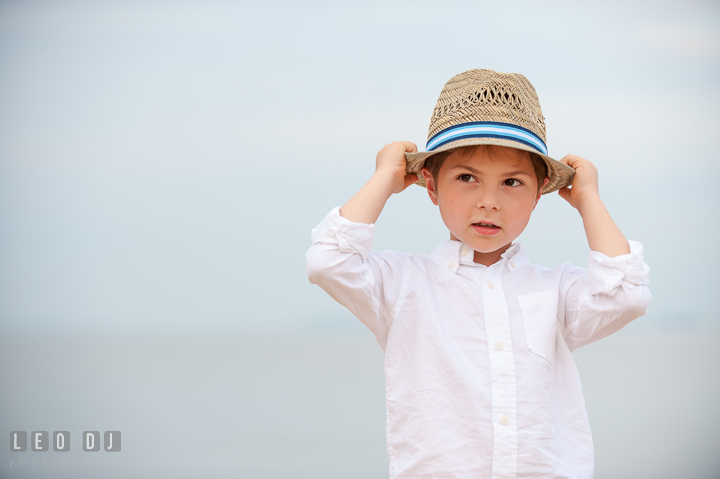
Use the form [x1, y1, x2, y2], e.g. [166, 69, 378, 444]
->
[430, 240, 530, 273]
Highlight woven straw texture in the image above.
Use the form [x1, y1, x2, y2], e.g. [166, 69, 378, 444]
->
[405, 69, 574, 194]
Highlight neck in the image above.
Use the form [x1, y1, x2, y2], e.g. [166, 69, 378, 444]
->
[472, 245, 512, 266]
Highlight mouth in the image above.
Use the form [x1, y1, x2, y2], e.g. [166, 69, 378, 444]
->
[472, 221, 500, 229]
[471, 221, 501, 236]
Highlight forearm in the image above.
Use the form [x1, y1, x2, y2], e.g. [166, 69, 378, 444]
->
[340, 171, 397, 225]
[577, 194, 630, 258]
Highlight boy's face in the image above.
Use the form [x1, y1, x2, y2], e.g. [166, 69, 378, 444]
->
[421, 146, 547, 266]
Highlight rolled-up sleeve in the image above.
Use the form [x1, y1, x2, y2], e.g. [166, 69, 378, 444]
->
[306, 207, 405, 343]
[561, 240, 653, 351]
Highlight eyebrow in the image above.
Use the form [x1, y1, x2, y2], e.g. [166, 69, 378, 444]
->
[451, 165, 532, 177]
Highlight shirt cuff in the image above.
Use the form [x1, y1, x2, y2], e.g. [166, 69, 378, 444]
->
[311, 207, 375, 261]
[588, 240, 650, 295]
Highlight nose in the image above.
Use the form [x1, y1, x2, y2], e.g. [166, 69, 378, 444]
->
[476, 186, 501, 211]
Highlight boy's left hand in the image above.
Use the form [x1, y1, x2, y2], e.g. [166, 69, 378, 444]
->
[556, 154, 629, 257]
[557, 154, 600, 211]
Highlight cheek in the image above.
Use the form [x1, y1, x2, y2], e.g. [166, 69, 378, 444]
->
[437, 192, 465, 223]
[510, 189, 537, 208]
[509, 203, 535, 229]
[504, 193, 535, 221]
[438, 190, 464, 213]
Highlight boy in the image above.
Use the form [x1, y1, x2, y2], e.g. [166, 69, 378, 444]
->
[306, 69, 651, 478]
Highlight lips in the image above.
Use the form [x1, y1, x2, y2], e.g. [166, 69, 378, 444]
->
[473, 221, 500, 229]
[471, 221, 501, 236]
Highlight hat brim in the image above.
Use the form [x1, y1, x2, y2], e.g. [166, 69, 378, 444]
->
[405, 137, 575, 195]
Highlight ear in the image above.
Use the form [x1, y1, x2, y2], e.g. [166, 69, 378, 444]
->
[532, 177, 550, 211]
[421, 168, 439, 206]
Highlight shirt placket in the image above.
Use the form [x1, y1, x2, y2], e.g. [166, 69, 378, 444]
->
[480, 262, 518, 479]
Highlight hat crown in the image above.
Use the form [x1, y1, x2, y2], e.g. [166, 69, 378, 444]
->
[427, 69, 546, 144]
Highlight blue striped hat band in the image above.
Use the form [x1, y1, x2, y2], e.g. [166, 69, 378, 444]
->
[426, 121, 548, 156]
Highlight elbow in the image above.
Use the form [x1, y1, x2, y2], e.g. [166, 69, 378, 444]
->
[305, 243, 341, 286]
[628, 285, 653, 320]
[613, 285, 653, 327]
[305, 245, 325, 285]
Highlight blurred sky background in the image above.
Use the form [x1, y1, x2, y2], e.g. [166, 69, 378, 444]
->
[1, 1, 719, 478]
[1, 0, 719, 335]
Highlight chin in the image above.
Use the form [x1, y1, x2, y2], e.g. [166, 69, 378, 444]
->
[468, 237, 513, 254]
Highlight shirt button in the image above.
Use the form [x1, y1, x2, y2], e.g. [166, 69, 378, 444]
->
[448, 261, 455, 269]
[510, 261, 516, 268]
[486, 282, 494, 289]
[495, 341, 504, 351]
[500, 416, 509, 425]
[461, 247, 470, 256]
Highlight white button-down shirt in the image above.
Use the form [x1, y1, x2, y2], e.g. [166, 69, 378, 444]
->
[306, 207, 652, 479]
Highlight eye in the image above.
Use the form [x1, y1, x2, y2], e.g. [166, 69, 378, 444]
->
[504, 178, 523, 187]
[459, 174, 475, 182]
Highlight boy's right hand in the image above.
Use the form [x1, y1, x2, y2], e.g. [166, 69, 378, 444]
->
[375, 141, 419, 194]
[340, 141, 419, 225]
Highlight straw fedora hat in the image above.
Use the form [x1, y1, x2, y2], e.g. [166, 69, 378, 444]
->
[405, 69, 574, 194]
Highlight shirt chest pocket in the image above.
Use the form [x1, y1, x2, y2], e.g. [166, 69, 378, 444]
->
[518, 291, 559, 365]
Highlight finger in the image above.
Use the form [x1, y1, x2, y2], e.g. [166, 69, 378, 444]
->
[559, 155, 573, 166]
[399, 141, 418, 153]
[402, 173, 418, 190]
[557, 186, 571, 202]
[560, 154, 585, 169]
